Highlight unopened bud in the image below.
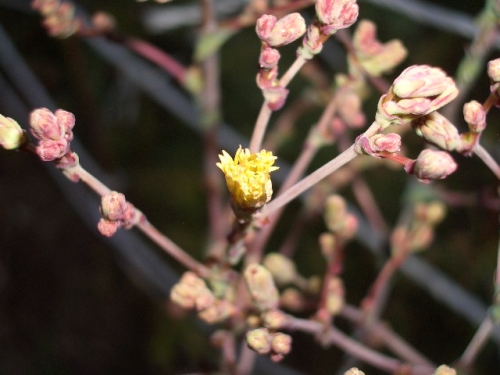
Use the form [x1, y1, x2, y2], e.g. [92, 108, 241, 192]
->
[97, 218, 119, 237]
[324, 194, 347, 232]
[433, 365, 456, 375]
[319, 232, 336, 260]
[263, 310, 288, 329]
[244, 264, 279, 311]
[270, 332, 292, 356]
[344, 368, 365, 375]
[409, 224, 434, 252]
[36, 138, 68, 161]
[101, 191, 128, 221]
[0, 114, 27, 150]
[368, 133, 402, 154]
[393, 65, 453, 98]
[91, 11, 116, 34]
[198, 300, 234, 324]
[256, 13, 306, 47]
[262, 86, 289, 111]
[259, 46, 281, 69]
[315, 0, 359, 35]
[262, 253, 297, 287]
[404, 149, 457, 183]
[412, 112, 462, 151]
[31, 0, 60, 15]
[280, 288, 304, 311]
[298, 22, 324, 60]
[170, 272, 214, 310]
[487, 58, 500, 83]
[246, 328, 271, 354]
[30, 108, 62, 141]
[463, 100, 486, 133]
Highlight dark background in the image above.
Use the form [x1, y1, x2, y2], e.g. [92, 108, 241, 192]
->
[0, 0, 499, 374]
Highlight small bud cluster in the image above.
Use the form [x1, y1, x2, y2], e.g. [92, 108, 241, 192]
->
[170, 272, 235, 324]
[255, 13, 306, 110]
[246, 328, 292, 362]
[29, 108, 79, 170]
[0, 114, 28, 150]
[31, 0, 81, 38]
[351, 20, 407, 77]
[97, 191, 138, 237]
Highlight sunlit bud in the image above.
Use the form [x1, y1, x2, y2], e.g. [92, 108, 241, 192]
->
[256, 13, 306, 47]
[352, 20, 407, 77]
[463, 100, 486, 133]
[0, 114, 27, 150]
[246, 328, 272, 354]
[91, 11, 116, 34]
[315, 0, 359, 35]
[97, 218, 119, 237]
[404, 149, 457, 183]
[344, 368, 365, 375]
[198, 300, 234, 324]
[36, 138, 68, 161]
[326, 277, 345, 315]
[259, 46, 281, 69]
[298, 22, 324, 60]
[319, 232, 337, 260]
[101, 191, 128, 221]
[412, 112, 462, 151]
[244, 264, 279, 311]
[270, 332, 292, 356]
[31, 0, 60, 15]
[262, 253, 297, 287]
[324, 194, 347, 232]
[263, 310, 288, 329]
[487, 58, 500, 83]
[433, 365, 456, 375]
[280, 288, 304, 311]
[263, 86, 289, 111]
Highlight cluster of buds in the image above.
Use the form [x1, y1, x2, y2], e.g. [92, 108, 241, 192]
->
[246, 328, 292, 362]
[390, 201, 446, 256]
[31, 0, 81, 38]
[170, 272, 235, 324]
[351, 20, 407, 77]
[324, 195, 358, 240]
[255, 13, 306, 110]
[0, 114, 28, 150]
[97, 191, 139, 237]
[375, 65, 458, 130]
[29, 108, 79, 170]
[298, 0, 359, 60]
[217, 146, 279, 219]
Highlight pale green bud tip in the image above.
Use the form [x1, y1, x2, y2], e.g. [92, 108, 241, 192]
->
[0, 114, 27, 150]
[256, 13, 306, 47]
[246, 328, 272, 354]
[262, 253, 297, 286]
[344, 368, 365, 375]
[244, 264, 279, 311]
[433, 365, 456, 375]
[487, 58, 500, 83]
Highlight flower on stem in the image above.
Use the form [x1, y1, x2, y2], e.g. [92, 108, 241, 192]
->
[412, 112, 462, 152]
[351, 20, 407, 77]
[463, 100, 486, 133]
[98, 191, 138, 237]
[375, 65, 458, 130]
[256, 13, 306, 48]
[217, 146, 279, 213]
[170, 272, 215, 310]
[259, 45, 281, 69]
[315, 0, 359, 35]
[404, 149, 457, 183]
[0, 114, 28, 150]
[244, 263, 279, 311]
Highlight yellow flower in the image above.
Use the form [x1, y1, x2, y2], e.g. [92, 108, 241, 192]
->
[217, 146, 279, 209]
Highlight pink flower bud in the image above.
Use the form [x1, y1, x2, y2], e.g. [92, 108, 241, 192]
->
[262, 86, 289, 111]
[244, 264, 279, 311]
[316, 0, 359, 35]
[405, 149, 457, 183]
[338, 90, 365, 127]
[298, 22, 324, 60]
[412, 112, 462, 151]
[246, 328, 272, 354]
[270, 332, 292, 356]
[97, 218, 119, 237]
[487, 58, 500, 83]
[36, 138, 68, 161]
[55, 109, 75, 135]
[370, 133, 402, 153]
[257, 13, 306, 47]
[30, 108, 63, 141]
[463, 100, 486, 133]
[263, 310, 288, 329]
[198, 300, 235, 324]
[0, 114, 27, 150]
[259, 46, 281, 69]
[170, 272, 211, 310]
[56, 151, 79, 170]
[393, 65, 453, 98]
[101, 191, 128, 221]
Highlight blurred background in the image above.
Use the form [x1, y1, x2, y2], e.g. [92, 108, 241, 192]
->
[0, 0, 499, 374]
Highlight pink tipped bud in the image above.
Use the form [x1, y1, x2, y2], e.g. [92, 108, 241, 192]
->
[412, 112, 462, 151]
[36, 138, 68, 161]
[393, 65, 453, 98]
[280, 288, 305, 311]
[298, 22, 324, 60]
[257, 13, 306, 47]
[246, 328, 272, 354]
[262, 253, 297, 287]
[270, 332, 292, 356]
[101, 191, 128, 221]
[30, 108, 63, 141]
[55, 109, 75, 135]
[487, 58, 500, 83]
[170, 272, 211, 310]
[405, 149, 457, 183]
[97, 218, 119, 237]
[463, 100, 486, 133]
[56, 151, 79, 171]
[0, 114, 27, 150]
[316, 0, 359, 35]
[259, 46, 281, 69]
[319, 232, 337, 260]
[338, 90, 365, 127]
[244, 264, 279, 311]
[262, 86, 289, 111]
